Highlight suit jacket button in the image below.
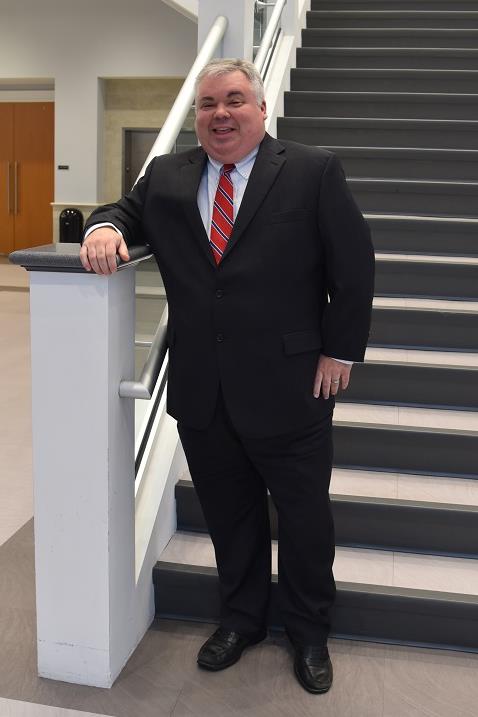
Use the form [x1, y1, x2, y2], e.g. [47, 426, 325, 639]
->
[216, 333, 224, 343]
[215, 289, 224, 299]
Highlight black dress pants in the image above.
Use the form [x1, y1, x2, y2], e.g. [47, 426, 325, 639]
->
[177, 390, 336, 646]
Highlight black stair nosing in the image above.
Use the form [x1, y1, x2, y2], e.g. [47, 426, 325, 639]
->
[174, 480, 478, 557]
[153, 563, 478, 652]
[342, 361, 478, 410]
[334, 421, 478, 480]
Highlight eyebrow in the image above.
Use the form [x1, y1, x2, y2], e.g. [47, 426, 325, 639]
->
[198, 91, 245, 102]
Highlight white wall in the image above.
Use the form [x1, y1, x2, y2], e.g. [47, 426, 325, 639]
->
[0, 0, 197, 204]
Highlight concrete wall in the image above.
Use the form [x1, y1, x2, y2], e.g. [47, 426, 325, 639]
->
[0, 0, 196, 204]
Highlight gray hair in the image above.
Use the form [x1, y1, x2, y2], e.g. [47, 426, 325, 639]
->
[195, 58, 265, 106]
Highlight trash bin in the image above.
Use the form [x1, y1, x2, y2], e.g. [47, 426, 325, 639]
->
[59, 208, 84, 243]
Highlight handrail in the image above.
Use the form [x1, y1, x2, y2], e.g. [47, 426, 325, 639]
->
[254, 0, 287, 77]
[120, 304, 168, 399]
[122, 15, 227, 404]
[136, 14, 228, 182]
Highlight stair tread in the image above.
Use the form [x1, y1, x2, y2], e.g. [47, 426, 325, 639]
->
[293, 67, 478, 75]
[159, 531, 478, 597]
[375, 252, 478, 264]
[287, 90, 478, 98]
[178, 477, 478, 512]
[181, 467, 478, 506]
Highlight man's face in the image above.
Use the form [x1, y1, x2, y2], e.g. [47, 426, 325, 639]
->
[195, 70, 267, 163]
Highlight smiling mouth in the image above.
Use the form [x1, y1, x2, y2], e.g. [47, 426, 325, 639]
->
[213, 127, 235, 134]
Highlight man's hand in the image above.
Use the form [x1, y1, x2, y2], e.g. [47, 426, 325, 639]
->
[313, 355, 352, 400]
[79, 227, 130, 275]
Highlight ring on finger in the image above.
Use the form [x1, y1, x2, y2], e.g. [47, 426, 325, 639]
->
[331, 379, 340, 385]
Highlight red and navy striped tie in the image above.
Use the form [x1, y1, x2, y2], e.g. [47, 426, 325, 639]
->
[210, 163, 235, 264]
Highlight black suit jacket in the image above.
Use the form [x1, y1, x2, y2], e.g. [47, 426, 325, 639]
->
[85, 134, 374, 436]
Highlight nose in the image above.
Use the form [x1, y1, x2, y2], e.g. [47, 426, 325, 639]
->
[214, 103, 230, 119]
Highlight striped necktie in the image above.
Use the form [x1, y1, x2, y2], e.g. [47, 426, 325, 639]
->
[210, 163, 235, 265]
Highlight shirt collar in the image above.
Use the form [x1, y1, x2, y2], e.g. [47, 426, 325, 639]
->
[207, 144, 260, 180]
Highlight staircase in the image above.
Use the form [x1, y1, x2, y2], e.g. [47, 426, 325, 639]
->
[153, 0, 478, 650]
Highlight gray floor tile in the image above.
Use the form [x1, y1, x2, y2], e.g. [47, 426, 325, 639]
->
[383, 644, 478, 717]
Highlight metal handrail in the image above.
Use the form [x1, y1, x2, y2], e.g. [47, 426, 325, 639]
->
[254, 0, 287, 76]
[122, 15, 227, 405]
[137, 14, 228, 182]
[120, 304, 168, 399]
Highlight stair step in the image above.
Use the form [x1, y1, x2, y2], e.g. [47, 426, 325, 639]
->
[302, 28, 478, 49]
[321, 146, 478, 182]
[181, 466, 478, 506]
[370, 305, 478, 352]
[307, 10, 478, 29]
[175, 480, 478, 557]
[297, 47, 478, 70]
[336, 402, 478, 434]
[291, 68, 478, 94]
[366, 346, 478, 368]
[277, 117, 478, 150]
[311, 0, 478, 10]
[343, 361, 478, 410]
[367, 215, 478, 256]
[296, 47, 478, 70]
[349, 177, 478, 218]
[154, 534, 478, 651]
[335, 421, 478, 478]
[285, 90, 478, 121]
[331, 467, 478, 506]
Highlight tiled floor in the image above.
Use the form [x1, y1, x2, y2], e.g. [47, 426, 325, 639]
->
[2, 258, 478, 717]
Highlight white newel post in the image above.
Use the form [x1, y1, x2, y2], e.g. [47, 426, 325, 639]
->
[10, 245, 151, 688]
[197, 0, 255, 59]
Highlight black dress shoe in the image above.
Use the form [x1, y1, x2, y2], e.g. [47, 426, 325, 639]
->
[294, 645, 333, 694]
[197, 627, 266, 671]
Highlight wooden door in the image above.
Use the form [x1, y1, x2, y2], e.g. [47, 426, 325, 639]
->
[0, 104, 15, 255]
[13, 103, 54, 250]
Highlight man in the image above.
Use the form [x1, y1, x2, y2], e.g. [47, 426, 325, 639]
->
[80, 58, 374, 694]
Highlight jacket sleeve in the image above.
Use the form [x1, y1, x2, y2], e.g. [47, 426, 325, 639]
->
[83, 159, 156, 246]
[318, 153, 375, 362]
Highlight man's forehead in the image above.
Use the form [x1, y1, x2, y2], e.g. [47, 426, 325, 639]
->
[197, 72, 251, 96]
[198, 87, 246, 101]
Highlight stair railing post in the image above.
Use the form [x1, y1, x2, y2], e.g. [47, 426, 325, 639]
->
[9, 245, 147, 688]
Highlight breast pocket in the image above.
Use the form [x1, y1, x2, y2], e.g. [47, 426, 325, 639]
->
[270, 209, 314, 224]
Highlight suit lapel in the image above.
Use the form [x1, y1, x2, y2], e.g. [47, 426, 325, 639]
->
[222, 134, 286, 263]
[178, 135, 286, 268]
[179, 148, 216, 268]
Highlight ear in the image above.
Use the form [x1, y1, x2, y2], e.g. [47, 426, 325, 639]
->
[261, 100, 267, 120]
